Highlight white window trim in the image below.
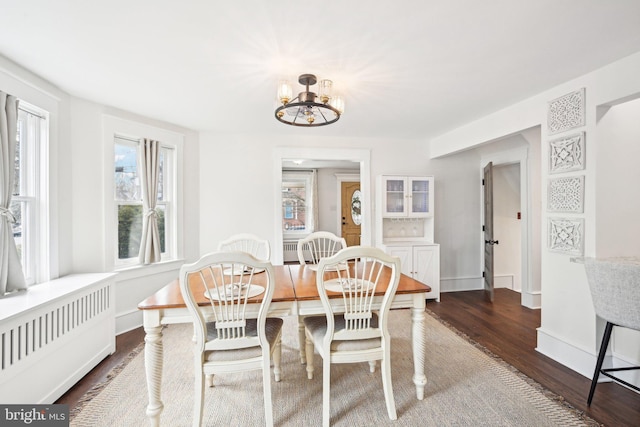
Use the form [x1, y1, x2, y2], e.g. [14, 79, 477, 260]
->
[14, 102, 50, 285]
[103, 115, 184, 276]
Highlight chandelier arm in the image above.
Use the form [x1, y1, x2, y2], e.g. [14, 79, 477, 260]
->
[291, 106, 303, 124]
[317, 106, 330, 124]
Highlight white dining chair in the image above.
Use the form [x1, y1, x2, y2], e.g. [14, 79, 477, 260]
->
[297, 231, 347, 266]
[303, 246, 401, 426]
[218, 233, 271, 261]
[295, 231, 348, 364]
[179, 251, 283, 427]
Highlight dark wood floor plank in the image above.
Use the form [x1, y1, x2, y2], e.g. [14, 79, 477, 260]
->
[428, 289, 640, 427]
[55, 327, 145, 407]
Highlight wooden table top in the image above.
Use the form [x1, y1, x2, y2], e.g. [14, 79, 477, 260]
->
[138, 265, 296, 310]
[138, 264, 431, 310]
[289, 263, 431, 301]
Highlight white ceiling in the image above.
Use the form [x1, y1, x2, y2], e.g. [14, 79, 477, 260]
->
[2, 1, 640, 140]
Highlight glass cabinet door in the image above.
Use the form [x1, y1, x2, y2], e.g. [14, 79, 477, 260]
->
[384, 177, 406, 215]
[410, 178, 430, 215]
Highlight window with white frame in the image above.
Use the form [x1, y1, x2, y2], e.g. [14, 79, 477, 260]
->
[11, 103, 48, 285]
[282, 170, 315, 234]
[114, 136, 176, 265]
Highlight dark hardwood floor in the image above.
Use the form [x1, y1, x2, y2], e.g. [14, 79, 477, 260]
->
[58, 288, 640, 426]
[55, 327, 146, 409]
[428, 289, 640, 427]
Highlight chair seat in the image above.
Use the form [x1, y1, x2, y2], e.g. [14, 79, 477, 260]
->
[205, 318, 284, 362]
[304, 314, 381, 352]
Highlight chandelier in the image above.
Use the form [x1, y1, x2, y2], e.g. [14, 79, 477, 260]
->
[275, 74, 345, 127]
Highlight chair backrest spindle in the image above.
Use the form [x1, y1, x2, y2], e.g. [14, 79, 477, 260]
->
[298, 231, 347, 265]
[316, 246, 401, 342]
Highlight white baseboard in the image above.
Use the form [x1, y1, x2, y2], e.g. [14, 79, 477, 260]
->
[536, 327, 597, 379]
[116, 308, 143, 335]
[537, 326, 640, 388]
[521, 291, 541, 309]
[494, 274, 514, 289]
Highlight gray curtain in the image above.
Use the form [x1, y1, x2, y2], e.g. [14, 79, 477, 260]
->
[0, 91, 27, 295]
[138, 138, 161, 264]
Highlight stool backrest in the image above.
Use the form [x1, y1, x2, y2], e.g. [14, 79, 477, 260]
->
[584, 257, 640, 330]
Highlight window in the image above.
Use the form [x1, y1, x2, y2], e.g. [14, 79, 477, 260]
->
[282, 171, 315, 233]
[11, 104, 47, 285]
[114, 136, 175, 264]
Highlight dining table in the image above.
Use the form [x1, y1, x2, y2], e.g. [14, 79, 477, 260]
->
[138, 263, 431, 426]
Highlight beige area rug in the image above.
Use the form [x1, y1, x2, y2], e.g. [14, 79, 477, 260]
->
[71, 309, 598, 426]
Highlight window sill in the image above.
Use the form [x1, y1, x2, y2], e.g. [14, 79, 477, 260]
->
[114, 258, 185, 282]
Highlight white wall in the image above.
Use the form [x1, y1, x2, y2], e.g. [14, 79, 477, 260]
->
[595, 97, 640, 257]
[198, 134, 482, 290]
[0, 55, 201, 334]
[430, 50, 640, 377]
[595, 97, 640, 361]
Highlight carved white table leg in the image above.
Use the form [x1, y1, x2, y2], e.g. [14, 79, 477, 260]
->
[298, 316, 306, 364]
[144, 323, 164, 426]
[411, 303, 427, 400]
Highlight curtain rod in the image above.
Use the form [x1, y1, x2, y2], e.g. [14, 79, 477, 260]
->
[114, 134, 141, 143]
[18, 106, 46, 120]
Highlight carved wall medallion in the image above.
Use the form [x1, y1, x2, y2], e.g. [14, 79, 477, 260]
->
[548, 176, 584, 213]
[548, 217, 584, 255]
[548, 88, 585, 135]
[549, 132, 585, 174]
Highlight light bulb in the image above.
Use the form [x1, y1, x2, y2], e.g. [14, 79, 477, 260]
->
[331, 95, 345, 115]
[277, 81, 292, 105]
[318, 79, 333, 104]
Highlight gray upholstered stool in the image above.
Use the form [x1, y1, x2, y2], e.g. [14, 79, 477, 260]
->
[583, 257, 640, 405]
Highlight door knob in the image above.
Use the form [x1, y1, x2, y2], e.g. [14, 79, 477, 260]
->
[485, 239, 499, 245]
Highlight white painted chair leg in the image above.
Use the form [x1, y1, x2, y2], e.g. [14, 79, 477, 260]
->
[322, 359, 331, 427]
[273, 334, 282, 382]
[368, 360, 377, 373]
[194, 363, 205, 427]
[205, 374, 214, 388]
[381, 352, 397, 420]
[262, 357, 274, 427]
[305, 333, 315, 379]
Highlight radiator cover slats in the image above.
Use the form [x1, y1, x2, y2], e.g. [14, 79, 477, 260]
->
[0, 273, 116, 404]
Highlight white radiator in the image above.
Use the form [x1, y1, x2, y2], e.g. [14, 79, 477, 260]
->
[283, 239, 300, 262]
[0, 273, 116, 404]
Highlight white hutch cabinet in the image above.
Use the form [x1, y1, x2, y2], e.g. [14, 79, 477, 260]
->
[377, 175, 440, 301]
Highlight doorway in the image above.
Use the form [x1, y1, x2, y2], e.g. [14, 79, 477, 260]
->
[492, 163, 522, 292]
[272, 147, 371, 265]
[480, 130, 541, 309]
